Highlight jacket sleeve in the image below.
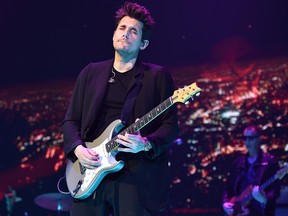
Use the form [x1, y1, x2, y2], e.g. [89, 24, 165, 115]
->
[61, 64, 91, 161]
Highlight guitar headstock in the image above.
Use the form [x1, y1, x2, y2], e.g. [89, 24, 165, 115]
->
[172, 82, 201, 104]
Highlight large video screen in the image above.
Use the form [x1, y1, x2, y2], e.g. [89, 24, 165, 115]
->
[0, 57, 287, 215]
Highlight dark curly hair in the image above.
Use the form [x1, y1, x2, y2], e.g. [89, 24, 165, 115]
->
[115, 2, 155, 41]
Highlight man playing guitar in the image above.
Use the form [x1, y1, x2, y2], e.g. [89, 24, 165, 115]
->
[222, 125, 282, 216]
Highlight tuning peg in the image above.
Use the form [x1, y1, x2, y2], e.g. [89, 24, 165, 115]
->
[196, 92, 200, 97]
[185, 101, 190, 105]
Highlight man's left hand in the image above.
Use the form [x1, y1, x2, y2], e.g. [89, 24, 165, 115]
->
[116, 133, 147, 153]
[252, 185, 267, 204]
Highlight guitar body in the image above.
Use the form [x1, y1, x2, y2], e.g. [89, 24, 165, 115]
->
[65, 119, 124, 199]
[229, 185, 253, 216]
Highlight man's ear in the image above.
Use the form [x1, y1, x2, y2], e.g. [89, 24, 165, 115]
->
[112, 31, 116, 42]
[140, 40, 149, 50]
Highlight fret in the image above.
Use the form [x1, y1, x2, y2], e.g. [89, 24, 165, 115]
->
[112, 140, 118, 149]
[165, 98, 171, 108]
[111, 140, 116, 151]
[106, 141, 112, 152]
[138, 120, 141, 128]
[106, 139, 118, 152]
[147, 112, 153, 120]
[151, 109, 156, 118]
[143, 115, 148, 125]
[140, 118, 145, 127]
[156, 107, 161, 114]
[133, 124, 137, 132]
[126, 127, 131, 134]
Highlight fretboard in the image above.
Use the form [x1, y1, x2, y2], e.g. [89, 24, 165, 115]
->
[105, 97, 174, 152]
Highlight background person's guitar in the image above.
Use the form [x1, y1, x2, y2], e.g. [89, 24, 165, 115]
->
[65, 82, 201, 199]
[229, 164, 288, 216]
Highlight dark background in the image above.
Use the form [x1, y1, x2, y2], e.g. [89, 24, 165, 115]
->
[1, 0, 288, 86]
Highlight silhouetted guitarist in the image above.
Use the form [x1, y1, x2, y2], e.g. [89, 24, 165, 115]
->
[222, 125, 281, 216]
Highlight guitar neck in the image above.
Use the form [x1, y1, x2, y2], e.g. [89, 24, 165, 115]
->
[260, 175, 277, 191]
[105, 97, 174, 152]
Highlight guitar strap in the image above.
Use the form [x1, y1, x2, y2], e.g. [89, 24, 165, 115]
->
[120, 64, 144, 126]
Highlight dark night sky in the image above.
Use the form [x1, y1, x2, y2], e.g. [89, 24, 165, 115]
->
[1, 0, 288, 86]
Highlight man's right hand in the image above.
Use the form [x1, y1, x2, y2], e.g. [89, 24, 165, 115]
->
[74, 145, 102, 169]
[223, 202, 234, 216]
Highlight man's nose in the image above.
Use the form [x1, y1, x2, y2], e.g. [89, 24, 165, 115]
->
[122, 33, 128, 38]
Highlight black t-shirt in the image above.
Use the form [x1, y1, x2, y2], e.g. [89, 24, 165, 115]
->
[92, 68, 134, 139]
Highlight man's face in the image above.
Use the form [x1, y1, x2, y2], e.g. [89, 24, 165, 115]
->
[113, 16, 146, 56]
[243, 128, 260, 155]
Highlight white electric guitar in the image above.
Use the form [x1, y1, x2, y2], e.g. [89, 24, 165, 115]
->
[65, 82, 201, 199]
